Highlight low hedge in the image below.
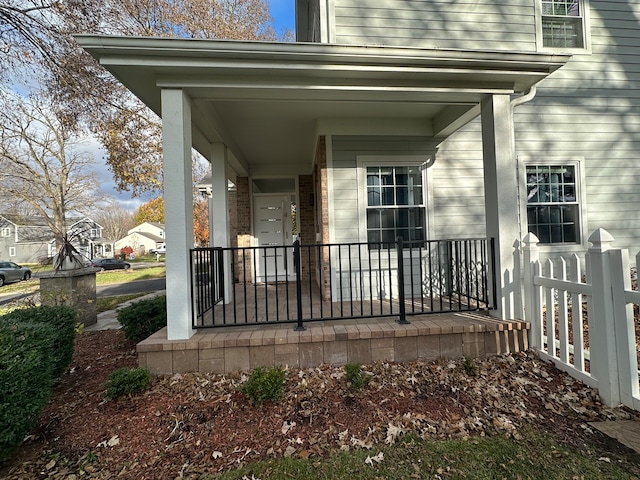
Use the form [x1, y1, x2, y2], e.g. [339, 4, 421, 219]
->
[0, 306, 76, 461]
[117, 295, 167, 343]
[1, 306, 76, 376]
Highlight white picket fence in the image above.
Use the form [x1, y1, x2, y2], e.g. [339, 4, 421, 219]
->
[522, 228, 640, 409]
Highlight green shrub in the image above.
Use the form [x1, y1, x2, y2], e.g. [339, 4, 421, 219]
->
[0, 306, 77, 460]
[240, 366, 287, 405]
[463, 356, 477, 376]
[117, 295, 167, 342]
[344, 363, 371, 391]
[0, 322, 56, 461]
[104, 367, 152, 400]
[1, 306, 76, 376]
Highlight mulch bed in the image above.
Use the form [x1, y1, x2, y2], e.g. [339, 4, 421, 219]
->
[2, 330, 640, 479]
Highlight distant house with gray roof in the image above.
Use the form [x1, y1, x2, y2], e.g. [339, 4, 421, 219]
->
[114, 222, 165, 255]
[0, 214, 113, 264]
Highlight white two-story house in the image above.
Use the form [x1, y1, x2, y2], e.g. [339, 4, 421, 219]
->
[77, 0, 639, 342]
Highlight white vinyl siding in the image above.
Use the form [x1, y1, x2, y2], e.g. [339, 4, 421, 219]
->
[333, 0, 537, 52]
[514, 0, 640, 251]
[326, 0, 640, 255]
[330, 135, 486, 244]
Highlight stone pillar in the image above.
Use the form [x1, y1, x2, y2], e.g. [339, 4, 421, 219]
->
[161, 88, 194, 340]
[39, 270, 98, 326]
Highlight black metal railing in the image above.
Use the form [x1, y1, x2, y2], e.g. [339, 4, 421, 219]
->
[190, 238, 496, 329]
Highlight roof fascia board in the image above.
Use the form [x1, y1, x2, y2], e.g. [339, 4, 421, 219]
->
[76, 36, 570, 80]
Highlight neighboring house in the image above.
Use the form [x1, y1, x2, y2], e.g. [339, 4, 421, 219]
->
[0, 214, 113, 264]
[78, 0, 640, 341]
[115, 222, 166, 255]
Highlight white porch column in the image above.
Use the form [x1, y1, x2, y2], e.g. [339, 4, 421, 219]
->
[161, 88, 194, 340]
[211, 143, 230, 248]
[481, 94, 520, 320]
[211, 143, 232, 301]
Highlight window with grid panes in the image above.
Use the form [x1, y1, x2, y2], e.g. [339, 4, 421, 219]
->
[366, 165, 424, 246]
[526, 165, 580, 244]
[542, 0, 584, 48]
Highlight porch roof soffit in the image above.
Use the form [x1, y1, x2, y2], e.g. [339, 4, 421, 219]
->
[77, 36, 570, 175]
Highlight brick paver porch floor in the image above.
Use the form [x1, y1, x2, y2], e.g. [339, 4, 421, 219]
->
[138, 310, 529, 375]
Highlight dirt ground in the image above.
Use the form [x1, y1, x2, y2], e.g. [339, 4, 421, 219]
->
[2, 330, 640, 479]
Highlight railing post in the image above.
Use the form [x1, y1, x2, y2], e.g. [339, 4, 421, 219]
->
[293, 240, 306, 331]
[587, 228, 620, 407]
[396, 237, 409, 324]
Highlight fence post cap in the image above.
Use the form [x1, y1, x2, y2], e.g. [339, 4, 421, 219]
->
[522, 232, 540, 247]
[588, 228, 615, 252]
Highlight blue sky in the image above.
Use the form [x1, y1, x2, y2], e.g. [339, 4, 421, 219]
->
[269, 0, 296, 34]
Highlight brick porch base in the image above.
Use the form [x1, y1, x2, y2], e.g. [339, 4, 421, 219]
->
[137, 312, 529, 375]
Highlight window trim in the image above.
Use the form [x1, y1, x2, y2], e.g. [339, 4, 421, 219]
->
[9, 247, 16, 257]
[519, 156, 588, 251]
[535, 0, 592, 54]
[357, 155, 433, 247]
[1, 227, 10, 237]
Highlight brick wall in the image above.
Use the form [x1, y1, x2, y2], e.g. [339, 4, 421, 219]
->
[315, 137, 332, 300]
[235, 177, 251, 282]
[297, 174, 315, 280]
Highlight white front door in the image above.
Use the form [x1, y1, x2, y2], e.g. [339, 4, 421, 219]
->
[253, 195, 293, 282]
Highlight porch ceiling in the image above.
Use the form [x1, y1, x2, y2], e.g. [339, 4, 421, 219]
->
[77, 36, 570, 176]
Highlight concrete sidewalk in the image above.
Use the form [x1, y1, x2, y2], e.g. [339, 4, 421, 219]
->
[590, 420, 640, 455]
[84, 290, 165, 332]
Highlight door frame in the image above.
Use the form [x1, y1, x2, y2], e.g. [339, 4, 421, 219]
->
[251, 176, 298, 282]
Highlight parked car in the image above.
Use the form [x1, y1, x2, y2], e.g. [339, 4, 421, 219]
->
[89, 258, 131, 271]
[150, 243, 166, 254]
[0, 261, 32, 287]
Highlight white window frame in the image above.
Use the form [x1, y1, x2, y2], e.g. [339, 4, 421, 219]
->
[9, 247, 16, 257]
[357, 156, 434, 247]
[1, 227, 10, 237]
[535, 0, 591, 54]
[519, 157, 588, 251]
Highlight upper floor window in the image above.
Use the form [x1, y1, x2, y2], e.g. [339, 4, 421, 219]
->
[90, 228, 98, 238]
[540, 0, 586, 49]
[526, 164, 582, 244]
[366, 165, 425, 246]
[1, 227, 10, 237]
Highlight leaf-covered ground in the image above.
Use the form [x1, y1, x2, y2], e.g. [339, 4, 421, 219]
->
[2, 330, 640, 479]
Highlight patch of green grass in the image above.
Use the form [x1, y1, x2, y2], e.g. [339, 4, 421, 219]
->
[96, 266, 166, 285]
[0, 279, 39, 295]
[206, 430, 637, 480]
[96, 294, 146, 313]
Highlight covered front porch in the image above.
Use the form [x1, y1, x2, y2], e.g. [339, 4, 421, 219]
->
[77, 36, 568, 373]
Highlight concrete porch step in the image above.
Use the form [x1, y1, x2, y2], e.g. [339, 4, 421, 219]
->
[138, 312, 530, 375]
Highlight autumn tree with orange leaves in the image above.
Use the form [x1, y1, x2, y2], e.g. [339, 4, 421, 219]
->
[133, 196, 210, 246]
